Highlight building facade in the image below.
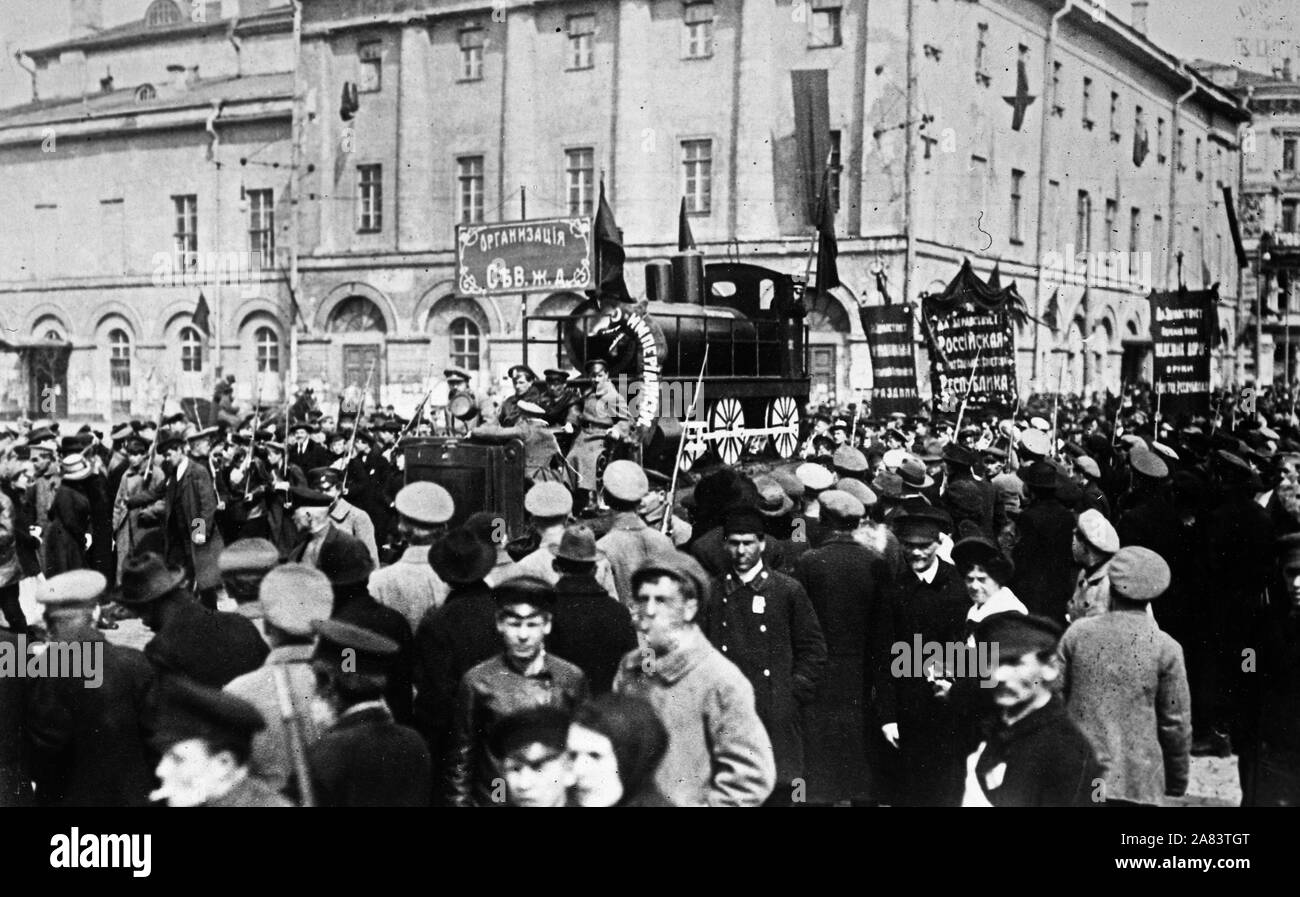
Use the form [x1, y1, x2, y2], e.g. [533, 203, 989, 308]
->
[0, 0, 1249, 423]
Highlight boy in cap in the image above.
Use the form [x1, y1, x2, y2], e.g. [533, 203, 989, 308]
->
[445, 576, 588, 807]
[1058, 546, 1191, 805]
[963, 614, 1101, 807]
[489, 705, 574, 808]
[26, 571, 157, 807]
[225, 564, 335, 799]
[1065, 509, 1120, 622]
[703, 507, 826, 804]
[308, 619, 432, 807]
[151, 677, 291, 807]
[369, 481, 454, 632]
[596, 460, 675, 604]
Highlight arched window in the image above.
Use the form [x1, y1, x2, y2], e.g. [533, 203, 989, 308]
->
[145, 1, 182, 28]
[328, 296, 387, 333]
[255, 326, 280, 372]
[806, 292, 851, 334]
[135, 84, 157, 103]
[109, 329, 131, 386]
[44, 329, 63, 341]
[449, 317, 481, 370]
[180, 326, 203, 372]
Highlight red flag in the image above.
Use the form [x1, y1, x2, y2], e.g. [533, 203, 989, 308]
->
[594, 182, 631, 303]
[678, 197, 696, 251]
[193, 292, 211, 336]
[815, 173, 840, 292]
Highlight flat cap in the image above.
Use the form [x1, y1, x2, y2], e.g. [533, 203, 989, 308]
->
[1021, 460, 1058, 490]
[975, 613, 1063, 659]
[288, 486, 334, 508]
[1074, 455, 1101, 479]
[753, 476, 795, 517]
[1278, 532, 1300, 568]
[603, 460, 650, 503]
[493, 575, 558, 611]
[488, 705, 571, 759]
[37, 570, 107, 609]
[722, 506, 766, 537]
[259, 564, 333, 637]
[1019, 429, 1052, 457]
[524, 481, 574, 518]
[631, 551, 712, 604]
[1075, 508, 1119, 554]
[1107, 546, 1171, 602]
[1150, 441, 1179, 463]
[796, 462, 835, 493]
[218, 538, 281, 574]
[543, 369, 570, 381]
[312, 619, 399, 678]
[507, 364, 538, 380]
[832, 446, 869, 474]
[444, 367, 472, 382]
[871, 470, 905, 500]
[942, 443, 979, 468]
[1029, 416, 1051, 432]
[1129, 448, 1169, 480]
[152, 677, 266, 752]
[307, 467, 341, 490]
[836, 477, 877, 509]
[770, 467, 806, 502]
[819, 489, 865, 522]
[394, 481, 455, 525]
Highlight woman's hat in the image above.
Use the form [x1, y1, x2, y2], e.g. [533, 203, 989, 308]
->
[428, 527, 498, 585]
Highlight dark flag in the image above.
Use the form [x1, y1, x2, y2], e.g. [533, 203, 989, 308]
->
[594, 181, 631, 303]
[678, 197, 696, 251]
[792, 70, 831, 227]
[193, 292, 211, 336]
[1003, 57, 1036, 132]
[816, 173, 840, 292]
[1202, 258, 1214, 289]
[987, 262, 1003, 292]
[1042, 288, 1061, 333]
[1133, 119, 1150, 167]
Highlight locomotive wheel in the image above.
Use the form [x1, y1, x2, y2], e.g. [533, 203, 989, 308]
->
[678, 423, 707, 473]
[710, 398, 745, 467]
[745, 402, 770, 456]
[769, 396, 801, 459]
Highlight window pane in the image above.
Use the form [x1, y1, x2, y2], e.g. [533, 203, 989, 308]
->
[358, 165, 383, 231]
[566, 148, 594, 215]
[458, 156, 485, 223]
[449, 317, 481, 370]
[683, 140, 713, 214]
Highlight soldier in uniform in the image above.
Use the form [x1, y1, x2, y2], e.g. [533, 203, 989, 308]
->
[540, 369, 580, 429]
[497, 365, 544, 427]
[443, 367, 482, 435]
[565, 358, 630, 511]
[151, 677, 292, 807]
[472, 400, 567, 486]
[369, 482, 454, 632]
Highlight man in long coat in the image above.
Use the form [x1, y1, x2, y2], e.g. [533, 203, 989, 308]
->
[793, 490, 887, 804]
[565, 359, 629, 503]
[112, 436, 166, 584]
[1009, 461, 1077, 624]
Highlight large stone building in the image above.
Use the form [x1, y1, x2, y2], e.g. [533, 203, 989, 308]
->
[0, 0, 1250, 422]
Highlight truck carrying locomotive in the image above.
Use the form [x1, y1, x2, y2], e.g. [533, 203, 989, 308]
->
[523, 253, 812, 472]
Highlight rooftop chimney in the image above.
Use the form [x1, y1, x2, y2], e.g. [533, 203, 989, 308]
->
[1132, 1, 1149, 35]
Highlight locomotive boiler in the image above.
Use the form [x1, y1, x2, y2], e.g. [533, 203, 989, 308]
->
[523, 253, 811, 471]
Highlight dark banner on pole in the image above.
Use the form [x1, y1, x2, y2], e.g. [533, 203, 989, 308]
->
[1151, 287, 1214, 418]
[860, 304, 921, 416]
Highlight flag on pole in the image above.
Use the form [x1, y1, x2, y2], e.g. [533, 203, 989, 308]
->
[1202, 258, 1214, 288]
[594, 181, 631, 303]
[815, 173, 840, 292]
[987, 262, 1003, 292]
[1041, 288, 1061, 333]
[678, 197, 696, 251]
[193, 292, 212, 336]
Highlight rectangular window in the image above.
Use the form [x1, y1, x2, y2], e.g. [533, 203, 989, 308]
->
[457, 155, 485, 224]
[1195, 137, 1203, 179]
[1284, 199, 1299, 233]
[565, 147, 595, 216]
[1076, 190, 1092, 252]
[683, 2, 714, 59]
[1157, 118, 1166, 163]
[1153, 212, 1164, 253]
[357, 164, 382, 232]
[567, 14, 595, 70]
[975, 23, 990, 86]
[248, 189, 274, 263]
[829, 130, 842, 212]
[1176, 128, 1185, 170]
[1051, 61, 1063, 114]
[98, 198, 124, 275]
[683, 139, 713, 214]
[1010, 169, 1025, 244]
[1082, 77, 1093, 128]
[1109, 91, 1120, 141]
[1105, 198, 1118, 253]
[1129, 207, 1141, 276]
[358, 40, 382, 93]
[172, 194, 197, 265]
[1285, 137, 1298, 172]
[459, 27, 484, 81]
[809, 3, 842, 49]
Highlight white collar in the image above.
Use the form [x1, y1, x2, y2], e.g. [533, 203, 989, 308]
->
[735, 560, 765, 585]
[914, 558, 939, 584]
[967, 587, 1027, 623]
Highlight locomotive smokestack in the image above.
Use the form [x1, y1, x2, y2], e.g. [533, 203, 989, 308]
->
[645, 259, 674, 302]
[672, 251, 706, 305]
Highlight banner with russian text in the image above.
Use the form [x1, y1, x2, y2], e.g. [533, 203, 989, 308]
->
[860, 304, 922, 416]
[1151, 287, 1214, 418]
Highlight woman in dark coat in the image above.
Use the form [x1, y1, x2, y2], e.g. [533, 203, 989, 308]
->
[43, 456, 95, 577]
[567, 693, 674, 807]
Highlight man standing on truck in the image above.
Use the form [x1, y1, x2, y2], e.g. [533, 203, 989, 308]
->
[565, 359, 630, 512]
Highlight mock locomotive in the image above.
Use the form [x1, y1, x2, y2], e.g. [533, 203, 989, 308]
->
[523, 253, 811, 471]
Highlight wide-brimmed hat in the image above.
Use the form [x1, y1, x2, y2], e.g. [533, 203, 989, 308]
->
[428, 528, 498, 585]
[753, 476, 794, 517]
[897, 456, 934, 490]
[119, 552, 187, 606]
[60, 454, 92, 481]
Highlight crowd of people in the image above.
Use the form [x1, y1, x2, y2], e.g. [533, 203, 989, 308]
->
[0, 375, 1297, 807]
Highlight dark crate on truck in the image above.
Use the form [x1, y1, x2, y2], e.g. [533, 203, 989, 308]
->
[402, 437, 527, 539]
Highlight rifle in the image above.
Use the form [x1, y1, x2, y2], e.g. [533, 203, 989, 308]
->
[143, 389, 169, 481]
[237, 382, 265, 498]
[272, 666, 316, 808]
[340, 358, 377, 494]
[663, 347, 709, 536]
